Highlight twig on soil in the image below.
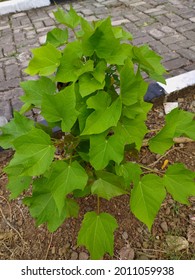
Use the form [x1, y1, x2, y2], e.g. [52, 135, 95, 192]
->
[44, 233, 53, 260]
[148, 147, 181, 167]
[0, 195, 12, 221]
[0, 207, 26, 250]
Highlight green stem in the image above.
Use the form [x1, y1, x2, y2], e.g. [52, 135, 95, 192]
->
[139, 164, 164, 176]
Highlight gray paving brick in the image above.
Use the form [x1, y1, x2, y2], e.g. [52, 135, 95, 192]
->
[5, 64, 20, 81]
[133, 35, 154, 45]
[162, 52, 180, 62]
[176, 23, 195, 33]
[0, 78, 20, 92]
[160, 26, 176, 34]
[161, 34, 186, 45]
[148, 41, 169, 54]
[124, 14, 140, 22]
[163, 57, 190, 71]
[185, 31, 195, 42]
[176, 49, 195, 61]
[149, 29, 165, 39]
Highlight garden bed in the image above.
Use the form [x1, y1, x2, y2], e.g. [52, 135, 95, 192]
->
[0, 85, 195, 260]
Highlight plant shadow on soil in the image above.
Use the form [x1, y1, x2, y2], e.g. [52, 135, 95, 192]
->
[0, 85, 195, 260]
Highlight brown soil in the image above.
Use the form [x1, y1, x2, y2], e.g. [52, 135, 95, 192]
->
[0, 86, 195, 260]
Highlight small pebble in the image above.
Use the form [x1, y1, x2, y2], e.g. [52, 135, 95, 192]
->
[165, 207, 171, 215]
[70, 251, 78, 260]
[79, 252, 89, 260]
[122, 231, 128, 240]
[160, 221, 168, 232]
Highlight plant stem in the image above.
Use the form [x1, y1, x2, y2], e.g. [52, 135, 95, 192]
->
[139, 164, 164, 175]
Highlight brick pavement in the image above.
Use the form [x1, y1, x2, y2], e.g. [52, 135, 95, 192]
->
[0, 0, 195, 120]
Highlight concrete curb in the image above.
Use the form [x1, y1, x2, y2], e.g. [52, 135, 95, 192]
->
[0, 0, 50, 15]
[159, 70, 195, 94]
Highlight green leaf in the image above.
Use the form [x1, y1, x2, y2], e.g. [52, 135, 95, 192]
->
[123, 101, 152, 120]
[27, 160, 87, 215]
[56, 41, 94, 83]
[133, 45, 166, 83]
[86, 91, 111, 110]
[79, 73, 105, 97]
[112, 26, 133, 40]
[92, 60, 107, 83]
[41, 84, 79, 132]
[91, 176, 127, 200]
[77, 211, 118, 259]
[96, 170, 126, 190]
[4, 164, 32, 199]
[164, 163, 195, 205]
[46, 28, 68, 47]
[0, 112, 34, 149]
[114, 116, 148, 150]
[149, 108, 195, 154]
[24, 181, 79, 232]
[54, 7, 80, 29]
[81, 97, 122, 135]
[25, 43, 61, 76]
[115, 162, 142, 187]
[89, 133, 124, 170]
[8, 128, 55, 176]
[82, 17, 130, 64]
[130, 174, 166, 230]
[120, 59, 148, 106]
[20, 77, 56, 110]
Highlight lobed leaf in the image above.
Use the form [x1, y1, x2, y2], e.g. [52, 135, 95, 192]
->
[56, 41, 94, 83]
[91, 178, 127, 201]
[25, 43, 61, 76]
[26, 160, 87, 215]
[77, 211, 118, 259]
[81, 97, 122, 135]
[53, 7, 80, 29]
[20, 77, 56, 111]
[89, 132, 124, 170]
[114, 116, 148, 150]
[4, 164, 32, 199]
[120, 59, 148, 106]
[115, 162, 142, 187]
[133, 45, 166, 83]
[8, 128, 55, 176]
[149, 108, 195, 154]
[24, 186, 79, 232]
[164, 163, 195, 205]
[0, 112, 34, 149]
[46, 28, 68, 47]
[130, 174, 166, 230]
[41, 84, 79, 132]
